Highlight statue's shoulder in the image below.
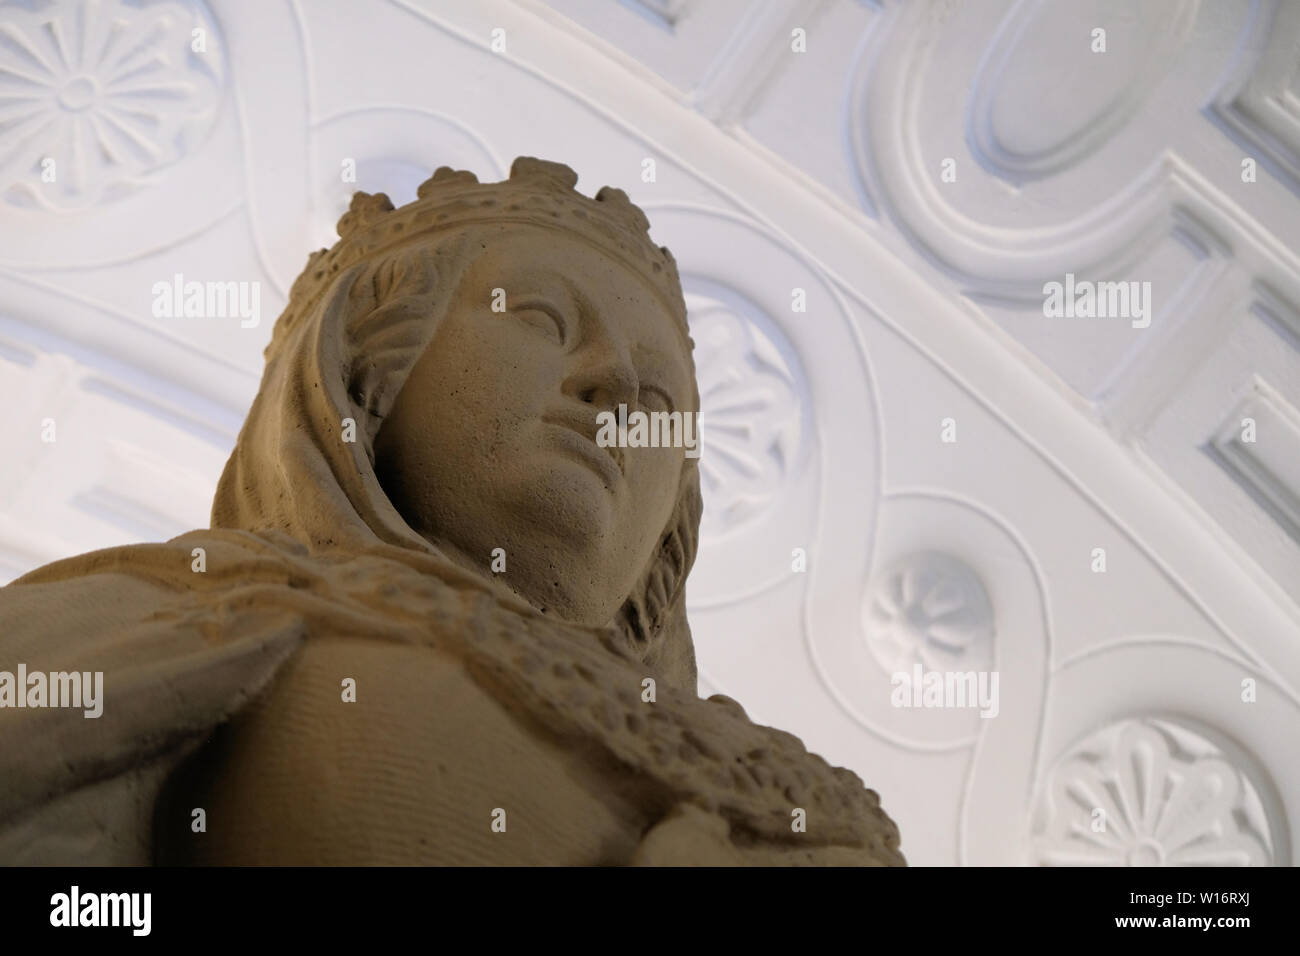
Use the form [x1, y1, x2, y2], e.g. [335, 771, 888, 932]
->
[0, 529, 311, 864]
[1, 538, 196, 645]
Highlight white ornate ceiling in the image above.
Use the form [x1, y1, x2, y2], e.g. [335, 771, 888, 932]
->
[1, 0, 1297, 866]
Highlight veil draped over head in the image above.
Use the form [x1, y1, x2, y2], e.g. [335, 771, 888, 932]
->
[0, 158, 900, 866]
[215, 156, 705, 685]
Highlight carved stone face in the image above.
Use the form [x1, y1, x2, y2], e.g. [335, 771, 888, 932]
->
[374, 225, 696, 626]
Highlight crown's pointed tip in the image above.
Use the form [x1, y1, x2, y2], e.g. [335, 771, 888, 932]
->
[337, 190, 396, 237]
[509, 156, 579, 189]
[594, 185, 649, 231]
[418, 166, 479, 198]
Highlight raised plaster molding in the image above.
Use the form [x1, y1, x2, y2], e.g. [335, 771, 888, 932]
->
[0, 0, 224, 210]
[1031, 717, 1276, 866]
[862, 551, 994, 675]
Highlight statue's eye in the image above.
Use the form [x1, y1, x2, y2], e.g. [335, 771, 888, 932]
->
[512, 302, 565, 344]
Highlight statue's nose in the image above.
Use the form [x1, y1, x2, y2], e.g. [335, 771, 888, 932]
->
[563, 344, 638, 411]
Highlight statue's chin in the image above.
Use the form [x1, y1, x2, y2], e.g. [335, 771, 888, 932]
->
[505, 461, 619, 545]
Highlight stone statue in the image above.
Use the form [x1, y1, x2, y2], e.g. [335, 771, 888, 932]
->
[0, 157, 904, 866]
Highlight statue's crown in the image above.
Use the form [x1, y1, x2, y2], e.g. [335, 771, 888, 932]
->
[269, 156, 686, 356]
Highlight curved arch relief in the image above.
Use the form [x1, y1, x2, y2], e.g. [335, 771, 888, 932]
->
[809, 490, 1049, 760]
[847, 0, 1249, 296]
[1024, 639, 1300, 866]
[966, 0, 1196, 185]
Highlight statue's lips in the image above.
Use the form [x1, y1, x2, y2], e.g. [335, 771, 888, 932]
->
[541, 415, 624, 488]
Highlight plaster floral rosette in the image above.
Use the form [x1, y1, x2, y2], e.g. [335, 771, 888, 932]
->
[862, 551, 995, 676]
[1032, 718, 1274, 866]
[0, 0, 224, 209]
